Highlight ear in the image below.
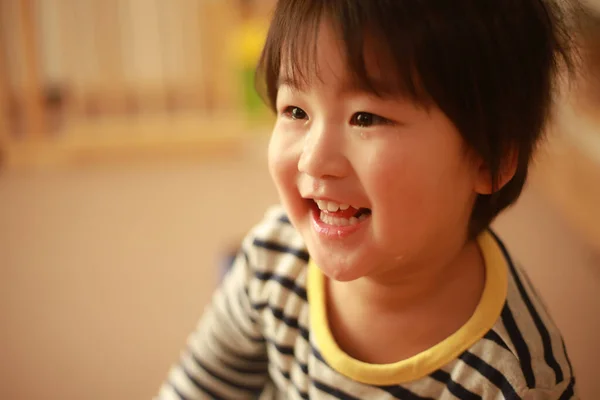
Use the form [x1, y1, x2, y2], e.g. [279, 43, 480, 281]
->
[474, 147, 518, 195]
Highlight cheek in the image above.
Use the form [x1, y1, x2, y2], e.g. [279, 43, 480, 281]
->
[361, 149, 427, 233]
[364, 146, 426, 205]
[267, 135, 282, 181]
[268, 130, 302, 197]
[365, 144, 475, 232]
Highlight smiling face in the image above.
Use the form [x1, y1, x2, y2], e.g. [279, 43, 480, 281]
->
[268, 23, 488, 282]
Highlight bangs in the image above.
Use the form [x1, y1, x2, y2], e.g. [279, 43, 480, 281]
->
[256, 1, 433, 109]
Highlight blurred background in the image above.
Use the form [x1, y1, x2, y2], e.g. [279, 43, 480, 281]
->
[0, 0, 599, 399]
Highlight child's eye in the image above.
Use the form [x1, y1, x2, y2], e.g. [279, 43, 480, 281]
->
[350, 112, 390, 128]
[282, 106, 308, 120]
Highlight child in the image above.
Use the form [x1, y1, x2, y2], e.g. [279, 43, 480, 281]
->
[158, 1, 578, 398]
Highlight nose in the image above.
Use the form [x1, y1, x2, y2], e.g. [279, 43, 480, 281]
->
[298, 121, 350, 179]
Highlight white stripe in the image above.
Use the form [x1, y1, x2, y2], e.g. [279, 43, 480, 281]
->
[289, 357, 311, 395]
[309, 354, 388, 398]
[268, 363, 292, 395]
[194, 322, 265, 369]
[450, 356, 520, 398]
[505, 272, 550, 385]
[156, 381, 183, 400]
[506, 268, 561, 388]
[510, 264, 571, 385]
[169, 366, 206, 399]
[267, 360, 310, 399]
[180, 353, 253, 399]
[184, 349, 266, 390]
[491, 320, 519, 357]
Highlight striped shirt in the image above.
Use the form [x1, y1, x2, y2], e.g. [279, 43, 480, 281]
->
[157, 205, 577, 399]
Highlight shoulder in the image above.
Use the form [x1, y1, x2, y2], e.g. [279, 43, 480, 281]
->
[241, 205, 310, 302]
[243, 205, 308, 271]
[477, 232, 577, 398]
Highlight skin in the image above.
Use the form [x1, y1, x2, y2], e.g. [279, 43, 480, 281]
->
[268, 22, 513, 364]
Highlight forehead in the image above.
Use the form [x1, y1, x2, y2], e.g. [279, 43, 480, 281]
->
[277, 21, 409, 97]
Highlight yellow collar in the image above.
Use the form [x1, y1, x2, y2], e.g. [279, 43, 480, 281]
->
[307, 230, 508, 385]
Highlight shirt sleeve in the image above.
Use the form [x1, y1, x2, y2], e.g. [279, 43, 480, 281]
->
[156, 238, 269, 400]
[520, 377, 578, 400]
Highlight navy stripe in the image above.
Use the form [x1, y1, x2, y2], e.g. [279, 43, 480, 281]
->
[279, 368, 290, 379]
[559, 377, 575, 400]
[313, 347, 429, 400]
[562, 339, 574, 377]
[253, 238, 310, 262]
[378, 385, 435, 400]
[254, 271, 308, 301]
[559, 340, 576, 399]
[251, 301, 269, 311]
[239, 290, 259, 325]
[313, 380, 361, 400]
[501, 305, 535, 387]
[273, 357, 309, 378]
[211, 329, 270, 364]
[210, 352, 268, 375]
[223, 292, 265, 343]
[299, 360, 309, 374]
[187, 354, 264, 393]
[490, 230, 564, 384]
[181, 365, 227, 400]
[168, 381, 190, 400]
[484, 329, 511, 353]
[311, 346, 329, 365]
[267, 338, 295, 356]
[252, 301, 310, 341]
[459, 351, 520, 400]
[190, 347, 267, 376]
[274, 367, 309, 399]
[431, 370, 481, 400]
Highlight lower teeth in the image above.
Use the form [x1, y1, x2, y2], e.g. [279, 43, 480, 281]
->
[319, 211, 368, 226]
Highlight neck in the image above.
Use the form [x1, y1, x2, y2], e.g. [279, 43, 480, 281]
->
[323, 238, 488, 365]
[329, 239, 485, 314]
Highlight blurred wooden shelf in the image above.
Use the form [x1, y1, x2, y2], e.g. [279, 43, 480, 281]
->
[0, 113, 273, 168]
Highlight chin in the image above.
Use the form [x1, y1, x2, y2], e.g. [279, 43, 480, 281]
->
[323, 268, 364, 282]
[309, 249, 372, 282]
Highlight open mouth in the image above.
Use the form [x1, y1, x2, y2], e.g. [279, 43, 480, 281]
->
[311, 199, 372, 227]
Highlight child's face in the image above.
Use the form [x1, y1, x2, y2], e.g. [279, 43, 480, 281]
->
[268, 24, 487, 282]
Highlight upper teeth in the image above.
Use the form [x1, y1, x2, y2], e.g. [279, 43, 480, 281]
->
[315, 200, 351, 212]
